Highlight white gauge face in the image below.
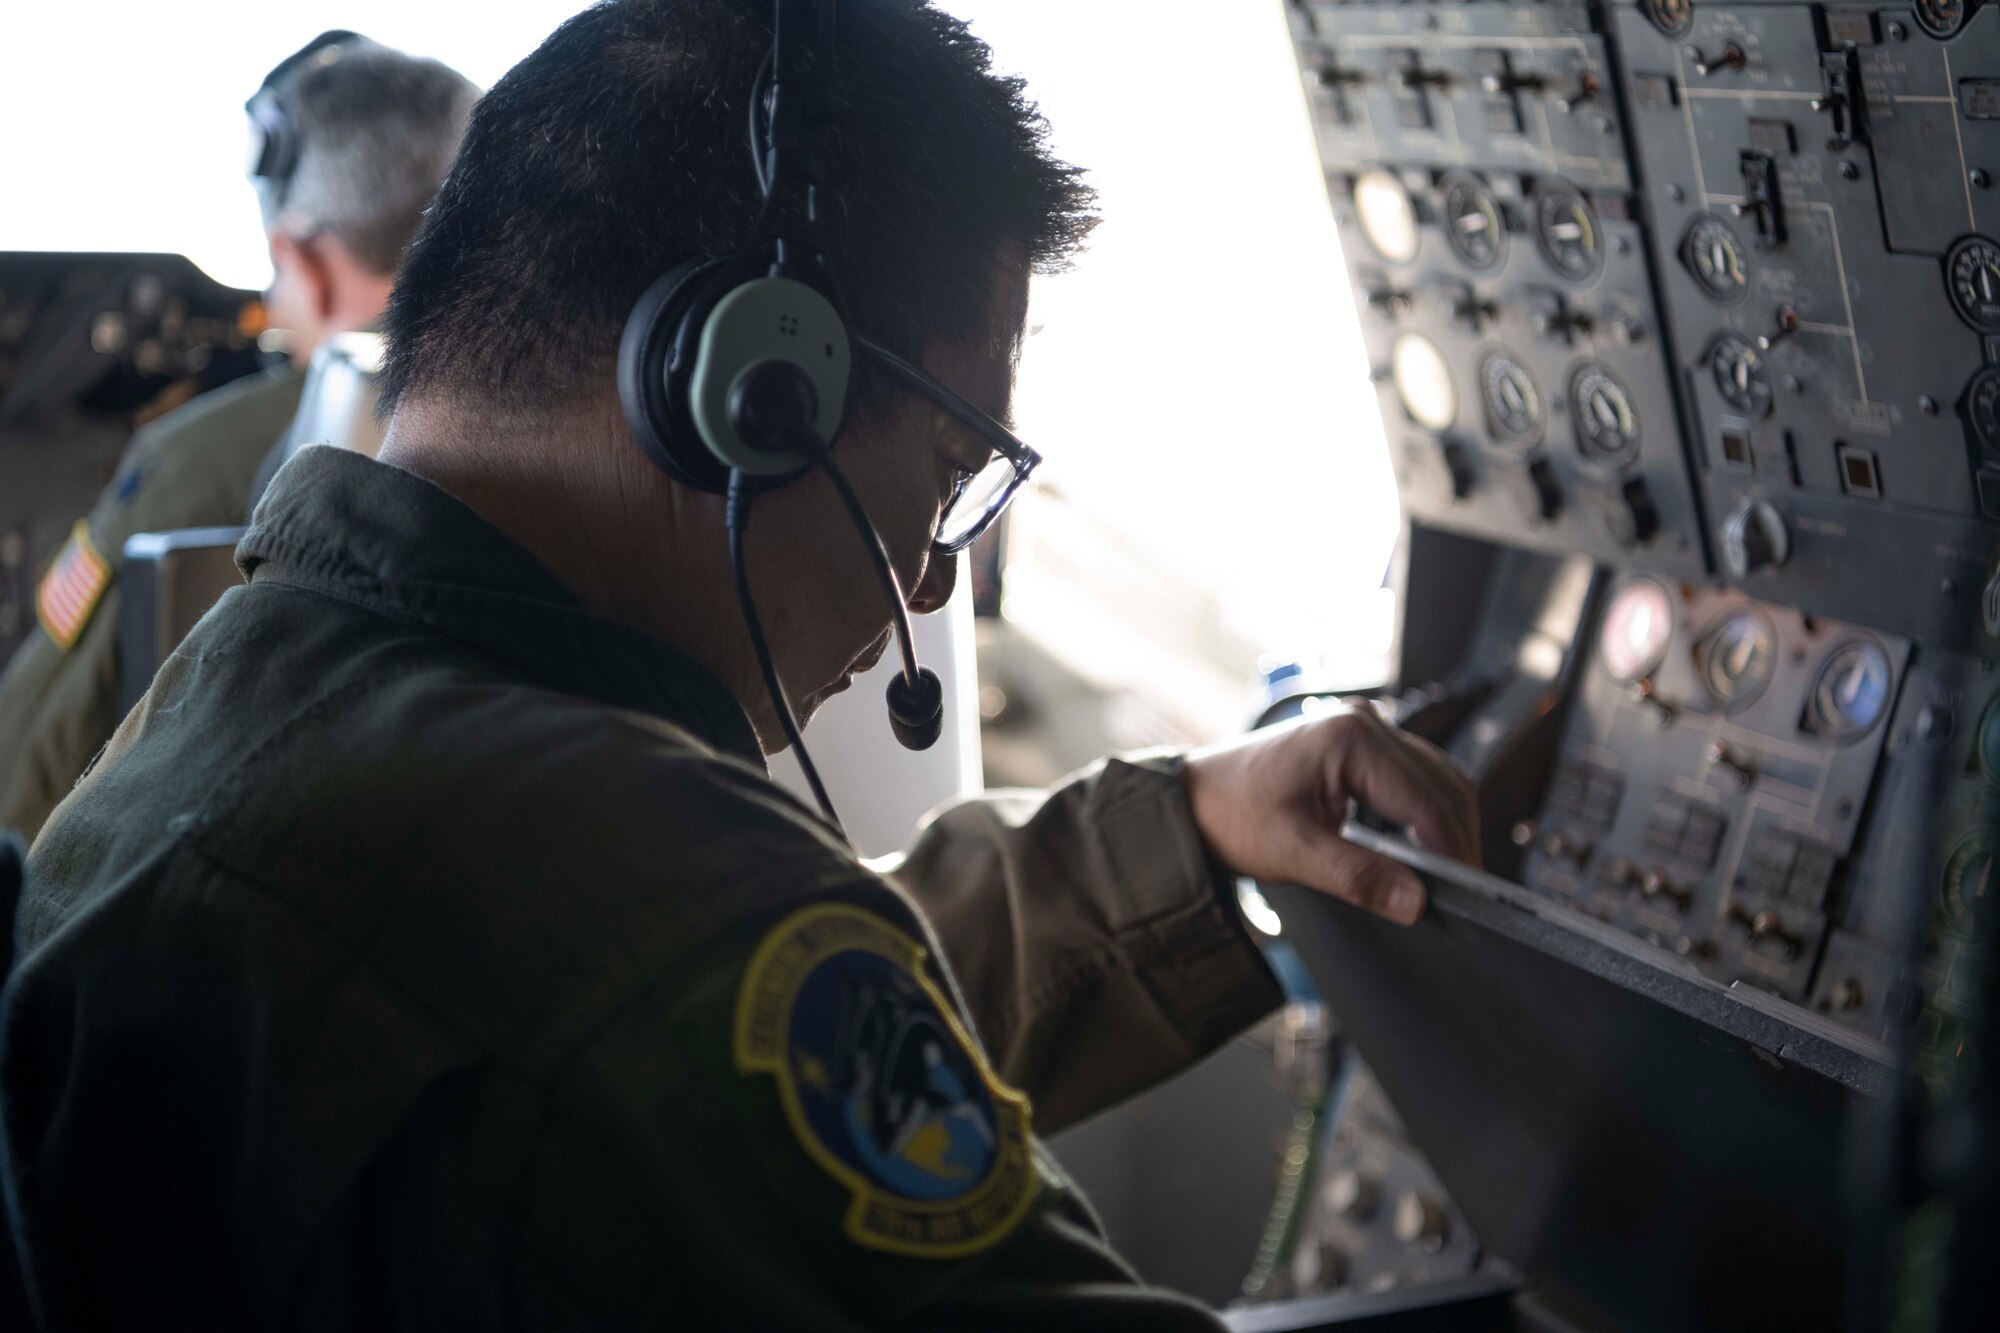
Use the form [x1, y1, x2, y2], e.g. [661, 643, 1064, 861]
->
[1392, 333, 1457, 431]
[1600, 581, 1674, 682]
[1355, 169, 1420, 265]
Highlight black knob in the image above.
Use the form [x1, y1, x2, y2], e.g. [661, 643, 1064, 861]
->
[728, 359, 819, 455]
[1504, 457, 1563, 525]
[1440, 441, 1477, 499]
[1448, 292, 1495, 331]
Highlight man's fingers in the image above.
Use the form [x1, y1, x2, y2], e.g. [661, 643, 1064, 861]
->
[1293, 827, 1427, 924]
[1378, 721, 1482, 862]
[1332, 711, 1481, 866]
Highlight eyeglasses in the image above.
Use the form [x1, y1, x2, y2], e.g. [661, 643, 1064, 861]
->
[855, 335, 1042, 554]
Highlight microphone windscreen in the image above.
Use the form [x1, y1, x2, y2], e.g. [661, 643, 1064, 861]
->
[884, 667, 945, 751]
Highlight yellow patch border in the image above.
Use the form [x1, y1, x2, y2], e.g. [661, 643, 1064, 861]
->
[34, 521, 111, 651]
[733, 902, 1037, 1260]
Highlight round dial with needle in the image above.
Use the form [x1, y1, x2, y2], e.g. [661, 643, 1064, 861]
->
[1809, 640, 1892, 741]
[1570, 362, 1640, 463]
[1681, 213, 1749, 303]
[1533, 179, 1603, 282]
[1709, 333, 1772, 418]
[1479, 352, 1544, 447]
[1702, 611, 1778, 710]
[1947, 235, 2000, 332]
[1441, 172, 1506, 271]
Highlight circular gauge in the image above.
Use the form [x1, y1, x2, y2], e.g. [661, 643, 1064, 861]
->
[1966, 366, 2000, 459]
[1943, 832, 1996, 935]
[1701, 611, 1778, 711]
[1479, 352, 1545, 447]
[1916, 0, 1968, 40]
[1808, 640, 1893, 741]
[1532, 180, 1604, 282]
[1642, 0, 1694, 36]
[1600, 581, 1675, 682]
[1977, 695, 2000, 785]
[1709, 333, 1773, 418]
[1946, 235, 2000, 332]
[1680, 213, 1750, 303]
[1392, 333, 1458, 431]
[1354, 169, 1420, 265]
[1571, 362, 1641, 463]
[1441, 172, 1506, 272]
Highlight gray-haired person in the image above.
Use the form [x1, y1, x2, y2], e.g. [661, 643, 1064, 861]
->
[0, 31, 478, 842]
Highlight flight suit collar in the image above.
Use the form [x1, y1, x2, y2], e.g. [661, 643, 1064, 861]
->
[238, 444, 765, 766]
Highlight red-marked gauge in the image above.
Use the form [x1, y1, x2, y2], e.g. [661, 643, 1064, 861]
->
[1643, 0, 1694, 37]
[1916, 0, 1968, 40]
[1354, 169, 1420, 265]
[1600, 581, 1674, 682]
[1946, 235, 2000, 332]
[1392, 333, 1458, 431]
[1700, 611, 1777, 711]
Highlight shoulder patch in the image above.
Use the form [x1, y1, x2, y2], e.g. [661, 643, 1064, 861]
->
[35, 522, 112, 651]
[734, 902, 1037, 1260]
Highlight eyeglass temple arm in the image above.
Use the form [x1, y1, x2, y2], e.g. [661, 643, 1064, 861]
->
[853, 334, 1040, 467]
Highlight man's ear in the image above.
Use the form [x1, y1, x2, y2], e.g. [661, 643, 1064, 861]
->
[269, 230, 337, 323]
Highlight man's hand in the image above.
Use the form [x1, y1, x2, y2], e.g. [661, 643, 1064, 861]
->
[1183, 705, 1481, 927]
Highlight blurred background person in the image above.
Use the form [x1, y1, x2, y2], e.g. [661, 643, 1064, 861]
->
[0, 30, 479, 841]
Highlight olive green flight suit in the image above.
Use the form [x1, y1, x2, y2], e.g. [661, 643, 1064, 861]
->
[3, 445, 1284, 1330]
[0, 364, 305, 841]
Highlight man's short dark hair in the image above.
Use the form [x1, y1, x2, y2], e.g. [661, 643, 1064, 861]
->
[378, 0, 1095, 420]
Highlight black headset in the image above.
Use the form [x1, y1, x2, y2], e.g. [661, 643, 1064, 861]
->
[245, 30, 368, 206]
[618, 0, 946, 830]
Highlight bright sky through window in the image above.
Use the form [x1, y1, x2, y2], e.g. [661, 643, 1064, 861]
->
[1, 0, 1398, 732]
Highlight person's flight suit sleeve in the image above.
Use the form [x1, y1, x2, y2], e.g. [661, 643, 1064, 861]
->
[884, 752, 1286, 1135]
[0, 366, 302, 841]
[511, 880, 1234, 1333]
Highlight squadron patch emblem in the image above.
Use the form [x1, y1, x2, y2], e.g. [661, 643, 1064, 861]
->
[733, 902, 1037, 1259]
[34, 522, 111, 651]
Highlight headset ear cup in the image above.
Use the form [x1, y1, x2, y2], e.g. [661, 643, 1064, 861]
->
[618, 257, 736, 493]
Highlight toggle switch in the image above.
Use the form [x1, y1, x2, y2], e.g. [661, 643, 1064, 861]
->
[1687, 43, 1746, 77]
[1756, 305, 1800, 351]
[1706, 739, 1755, 789]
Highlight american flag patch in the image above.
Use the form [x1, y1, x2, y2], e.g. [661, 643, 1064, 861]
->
[35, 521, 112, 651]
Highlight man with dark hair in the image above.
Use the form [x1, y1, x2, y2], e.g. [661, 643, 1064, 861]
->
[2, 3, 1476, 1328]
[0, 32, 478, 841]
